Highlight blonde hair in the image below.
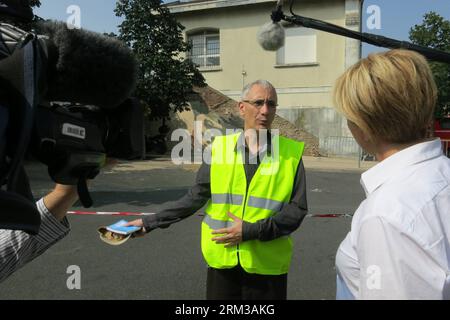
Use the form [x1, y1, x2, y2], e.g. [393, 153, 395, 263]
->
[333, 49, 437, 144]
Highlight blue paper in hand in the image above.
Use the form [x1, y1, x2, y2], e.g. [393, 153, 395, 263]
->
[106, 219, 141, 235]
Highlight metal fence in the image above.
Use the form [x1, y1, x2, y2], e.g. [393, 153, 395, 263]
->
[321, 136, 360, 157]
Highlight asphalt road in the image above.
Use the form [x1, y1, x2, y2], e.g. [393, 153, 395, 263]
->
[0, 160, 365, 300]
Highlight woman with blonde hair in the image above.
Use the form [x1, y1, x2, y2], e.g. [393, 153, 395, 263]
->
[334, 49, 450, 299]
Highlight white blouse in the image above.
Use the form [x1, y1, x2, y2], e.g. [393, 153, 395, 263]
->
[336, 139, 450, 299]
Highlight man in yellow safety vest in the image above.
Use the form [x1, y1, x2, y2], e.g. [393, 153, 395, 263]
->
[126, 80, 308, 299]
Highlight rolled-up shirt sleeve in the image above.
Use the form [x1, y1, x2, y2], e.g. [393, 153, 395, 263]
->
[242, 160, 308, 241]
[0, 198, 70, 283]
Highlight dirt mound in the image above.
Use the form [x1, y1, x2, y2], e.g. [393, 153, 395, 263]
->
[185, 85, 321, 156]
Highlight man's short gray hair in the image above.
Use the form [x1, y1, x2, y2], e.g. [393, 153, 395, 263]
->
[240, 80, 276, 101]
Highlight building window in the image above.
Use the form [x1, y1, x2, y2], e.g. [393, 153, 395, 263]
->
[188, 30, 220, 68]
[277, 27, 317, 65]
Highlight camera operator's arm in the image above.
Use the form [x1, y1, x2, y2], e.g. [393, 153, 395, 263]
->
[43, 184, 79, 221]
[0, 184, 76, 283]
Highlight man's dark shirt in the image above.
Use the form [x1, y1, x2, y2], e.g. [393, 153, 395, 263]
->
[143, 135, 308, 241]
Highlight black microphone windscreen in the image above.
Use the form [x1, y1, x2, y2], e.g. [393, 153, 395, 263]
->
[35, 20, 137, 109]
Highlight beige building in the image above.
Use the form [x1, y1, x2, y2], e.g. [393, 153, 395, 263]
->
[167, 0, 364, 156]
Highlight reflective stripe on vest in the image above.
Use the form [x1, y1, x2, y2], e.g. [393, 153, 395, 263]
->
[203, 215, 234, 230]
[247, 196, 285, 212]
[211, 193, 243, 206]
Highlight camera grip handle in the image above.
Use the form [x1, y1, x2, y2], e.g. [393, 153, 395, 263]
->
[77, 175, 93, 208]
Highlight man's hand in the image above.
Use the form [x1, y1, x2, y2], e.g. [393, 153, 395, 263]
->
[211, 212, 243, 247]
[124, 219, 147, 238]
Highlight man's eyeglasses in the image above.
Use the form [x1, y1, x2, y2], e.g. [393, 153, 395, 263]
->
[242, 99, 278, 109]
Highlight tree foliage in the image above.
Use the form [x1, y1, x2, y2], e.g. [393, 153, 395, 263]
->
[409, 12, 450, 117]
[115, 0, 205, 120]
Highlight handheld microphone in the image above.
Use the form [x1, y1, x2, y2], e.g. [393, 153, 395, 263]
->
[34, 20, 138, 109]
[257, 0, 285, 51]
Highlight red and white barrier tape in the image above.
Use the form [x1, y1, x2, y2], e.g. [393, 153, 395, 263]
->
[67, 211, 352, 218]
[307, 213, 353, 218]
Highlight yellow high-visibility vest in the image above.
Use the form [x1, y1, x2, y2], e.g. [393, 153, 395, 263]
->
[201, 132, 304, 275]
